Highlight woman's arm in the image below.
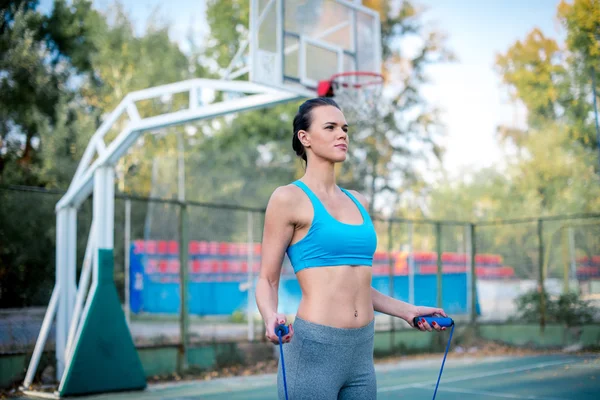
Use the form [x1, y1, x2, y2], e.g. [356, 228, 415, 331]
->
[348, 189, 447, 332]
[371, 287, 416, 321]
[371, 288, 446, 331]
[255, 186, 296, 344]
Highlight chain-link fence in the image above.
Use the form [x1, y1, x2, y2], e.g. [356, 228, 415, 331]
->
[1, 186, 599, 354]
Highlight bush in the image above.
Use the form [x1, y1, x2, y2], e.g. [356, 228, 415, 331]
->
[514, 289, 596, 326]
[229, 310, 247, 323]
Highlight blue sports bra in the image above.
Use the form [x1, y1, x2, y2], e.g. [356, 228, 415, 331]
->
[286, 180, 378, 273]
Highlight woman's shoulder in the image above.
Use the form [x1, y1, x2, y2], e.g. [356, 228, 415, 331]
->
[266, 183, 306, 210]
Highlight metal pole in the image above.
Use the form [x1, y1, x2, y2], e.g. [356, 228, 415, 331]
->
[65, 222, 95, 362]
[177, 132, 186, 202]
[562, 227, 569, 294]
[259, 212, 267, 341]
[465, 224, 472, 318]
[538, 219, 546, 332]
[66, 207, 77, 329]
[408, 222, 414, 305]
[178, 202, 189, 374]
[23, 286, 60, 388]
[247, 211, 255, 342]
[55, 209, 68, 379]
[568, 226, 576, 285]
[387, 219, 394, 348]
[436, 223, 443, 309]
[470, 224, 477, 325]
[592, 66, 600, 172]
[125, 199, 131, 326]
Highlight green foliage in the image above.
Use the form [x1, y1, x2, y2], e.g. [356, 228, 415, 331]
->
[0, 0, 104, 185]
[0, 0, 105, 308]
[409, 3, 600, 290]
[0, 189, 59, 307]
[2, 0, 595, 312]
[555, 292, 596, 326]
[229, 310, 247, 324]
[205, 0, 248, 71]
[494, 0, 599, 152]
[202, 0, 453, 216]
[557, 0, 600, 151]
[495, 29, 566, 127]
[0, 0, 211, 308]
[513, 289, 596, 327]
[558, 0, 600, 71]
[423, 0, 600, 277]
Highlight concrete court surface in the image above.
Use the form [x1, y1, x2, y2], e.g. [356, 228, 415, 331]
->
[16, 353, 600, 400]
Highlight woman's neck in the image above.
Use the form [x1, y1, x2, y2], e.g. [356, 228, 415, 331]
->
[301, 157, 337, 194]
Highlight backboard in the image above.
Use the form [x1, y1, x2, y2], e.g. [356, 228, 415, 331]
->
[249, 0, 382, 97]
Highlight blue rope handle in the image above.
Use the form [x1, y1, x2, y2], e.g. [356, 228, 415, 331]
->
[275, 324, 289, 400]
[413, 316, 455, 400]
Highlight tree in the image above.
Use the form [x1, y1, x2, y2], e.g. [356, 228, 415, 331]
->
[201, 0, 452, 216]
[557, 0, 600, 153]
[558, 0, 600, 73]
[495, 0, 600, 157]
[495, 29, 567, 129]
[71, 2, 213, 198]
[422, 0, 600, 281]
[492, 0, 600, 210]
[0, 0, 103, 185]
[0, 0, 214, 307]
[0, 0, 106, 308]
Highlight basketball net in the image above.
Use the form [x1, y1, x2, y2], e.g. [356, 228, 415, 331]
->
[317, 72, 385, 127]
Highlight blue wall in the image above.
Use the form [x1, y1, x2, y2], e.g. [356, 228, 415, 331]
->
[130, 248, 480, 316]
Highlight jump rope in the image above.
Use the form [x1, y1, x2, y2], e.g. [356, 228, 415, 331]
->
[275, 315, 455, 400]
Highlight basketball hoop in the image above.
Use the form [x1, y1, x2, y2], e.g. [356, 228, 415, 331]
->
[317, 71, 385, 126]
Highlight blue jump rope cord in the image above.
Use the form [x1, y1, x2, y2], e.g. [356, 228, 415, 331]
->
[432, 322, 454, 400]
[276, 318, 453, 400]
[277, 329, 289, 400]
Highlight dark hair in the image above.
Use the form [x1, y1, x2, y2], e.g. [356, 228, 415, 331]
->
[292, 97, 341, 164]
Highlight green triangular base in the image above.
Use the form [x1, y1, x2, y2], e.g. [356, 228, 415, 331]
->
[59, 249, 147, 397]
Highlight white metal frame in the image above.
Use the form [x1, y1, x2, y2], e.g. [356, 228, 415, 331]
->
[25, 1, 382, 395]
[23, 78, 303, 394]
[299, 37, 346, 89]
[249, 0, 381, 94]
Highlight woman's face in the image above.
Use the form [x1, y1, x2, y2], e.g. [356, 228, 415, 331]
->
[299, 105, 349, 164]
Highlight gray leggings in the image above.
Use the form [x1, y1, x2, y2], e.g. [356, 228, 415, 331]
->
[277, 317, 376, 400]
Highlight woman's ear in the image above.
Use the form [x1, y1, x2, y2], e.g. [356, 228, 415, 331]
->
[298, 130, 310, 148]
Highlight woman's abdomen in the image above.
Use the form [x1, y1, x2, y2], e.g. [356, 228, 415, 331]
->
[295, 265, 374, 328]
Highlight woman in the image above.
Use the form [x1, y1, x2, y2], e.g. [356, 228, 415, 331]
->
[255, 97, 447, 400]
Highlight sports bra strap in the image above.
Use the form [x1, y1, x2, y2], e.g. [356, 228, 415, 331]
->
[293, 180, 370, 221]
[292, 180, 327, 215]
[340, 188, 370, 219]
[292, 180, 316, 200]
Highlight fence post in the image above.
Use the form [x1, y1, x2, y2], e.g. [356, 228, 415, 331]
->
[178, 202, 189, 374]
[436, 222, 443, 309]
[469, 223, 477, 325]
[247, 211, 255, 342]
[387, 219, 395, 351]
[260, 212, 267, 341]
[408, 222, 414, 305]
[124, 199, 131, 326]
[538, 219, 546, 332]
[562, 226, 569, 294]
[568, 226, 577, 287]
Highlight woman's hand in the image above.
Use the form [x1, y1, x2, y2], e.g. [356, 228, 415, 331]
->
[265, 312, 294, 344]
[406, 306, 447, 332]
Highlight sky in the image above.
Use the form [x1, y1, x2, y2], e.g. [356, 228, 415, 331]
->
[414, 0, 565, 180]
[39, 0, 566, 181]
